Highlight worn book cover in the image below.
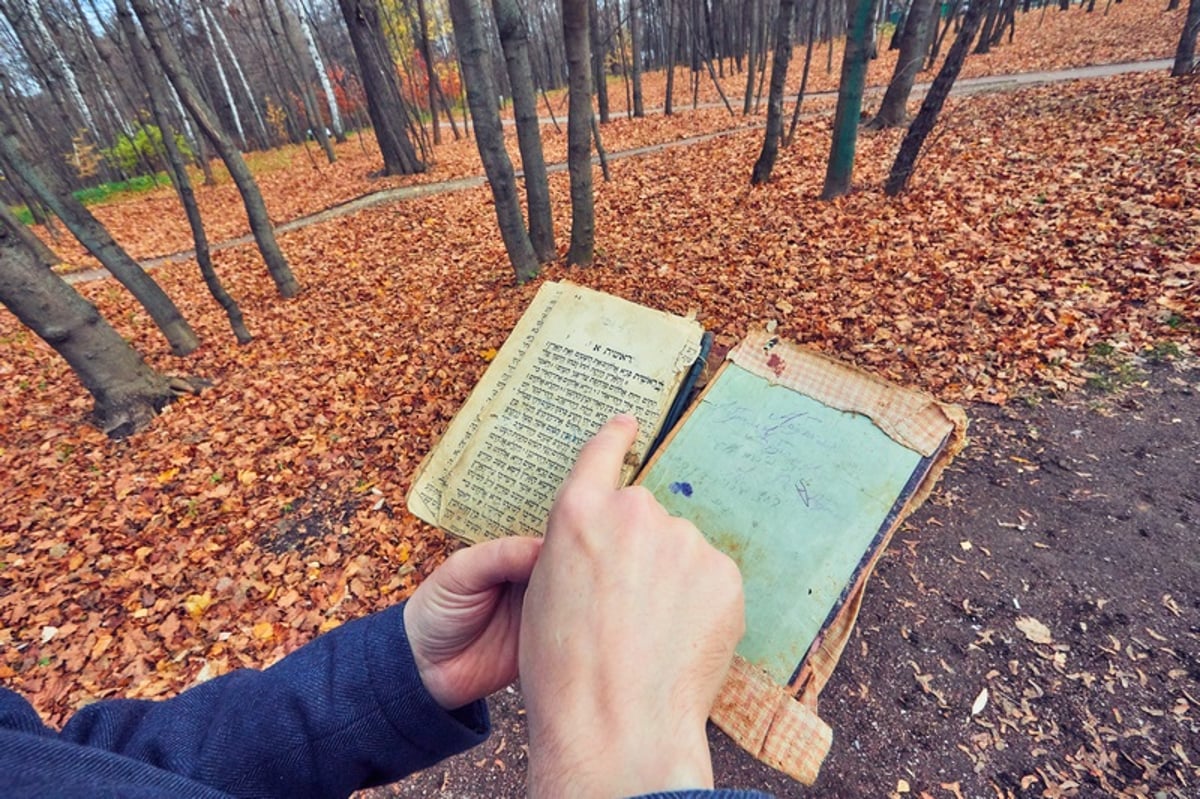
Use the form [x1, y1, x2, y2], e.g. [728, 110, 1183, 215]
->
[406, 281, 967, 784]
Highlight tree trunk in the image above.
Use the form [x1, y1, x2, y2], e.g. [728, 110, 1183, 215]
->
[0, 106, 200, 356]
[821, 0, 878, 199]
[0, 201, 59, 268]
[665, 0, 678, 114]
[448, 0, 540, 282]
[750, 0, 796, 184]
[631, 0, 646, 116]
[974, 0, 1000, 53]
[492, 0, 557, 263]
[885, 0, 993, 195]
[115, 0, 251, 344]
[197, 5, 249, 149]
[591, 0, 611, 123]
[270, 0, 337, 162]
[869, 0, 936, 128]
[0, 2, 101, 145]
[784, 0, 820, 147]
[564, 0, 596, 265]
[0, 219, 179, 437]
[414, 0, 442, 144]
[337, 0, 426, 175]
[1174, 0, 1200, 76]
[129, 0, 300, 299]
[297, 4, 346, 141]
[742, 0, 758, 114]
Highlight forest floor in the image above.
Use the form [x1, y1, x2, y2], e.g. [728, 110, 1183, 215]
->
[1, 2, 1197, 798]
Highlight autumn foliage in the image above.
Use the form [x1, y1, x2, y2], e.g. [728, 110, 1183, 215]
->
[0, 0, 1196, 734]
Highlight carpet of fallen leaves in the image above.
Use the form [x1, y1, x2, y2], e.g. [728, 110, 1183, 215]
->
[1, 1, 1196, 748]
[37, 0, 1186, 269]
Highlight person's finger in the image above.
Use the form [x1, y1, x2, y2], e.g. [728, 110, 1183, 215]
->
[564, 414, 639, 492]
[437, 537, 543, 596]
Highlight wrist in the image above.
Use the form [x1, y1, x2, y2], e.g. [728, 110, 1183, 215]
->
[527, 715, 713, 798]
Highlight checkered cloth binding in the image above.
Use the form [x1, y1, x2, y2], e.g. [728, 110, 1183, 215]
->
[730, 330, 961, 457]
[711, 656, 833, 786]
[709, 330, 968, 785]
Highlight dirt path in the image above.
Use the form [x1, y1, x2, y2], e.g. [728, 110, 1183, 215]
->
[364, 361, 1199, 799]
[64, 57, 1175, 287]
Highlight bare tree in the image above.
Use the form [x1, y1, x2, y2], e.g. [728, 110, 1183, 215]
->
[115, 0, 251, 344]
[0, 221, 185, 437]
[0, 89, 200, 356]
[492, 0, 556, 262]
[1174, 0, 1200, 76]
[0, 198, 58, 267]
[128, 0, 301, 298]
[337, 0, 426, 175]
[563, 0, 596, 265]
[749, 0, 796, 184]
[631, 0, 645, 116]
[885, 0, 994, 195]
[868, 0, 936, 128]
[448, 0, 540, 282]
[820, 0, 879, 200]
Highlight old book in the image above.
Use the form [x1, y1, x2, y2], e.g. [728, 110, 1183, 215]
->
[407, 280, 966, 784]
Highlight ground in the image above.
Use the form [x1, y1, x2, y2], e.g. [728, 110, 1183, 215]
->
[0, 2, 1196, 797]
[377, 362, 1200, 798]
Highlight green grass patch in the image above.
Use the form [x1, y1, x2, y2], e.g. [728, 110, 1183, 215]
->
[7, 172, 171, 225]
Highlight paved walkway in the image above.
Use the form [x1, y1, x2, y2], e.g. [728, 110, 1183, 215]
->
[65, 57, 1174, 284]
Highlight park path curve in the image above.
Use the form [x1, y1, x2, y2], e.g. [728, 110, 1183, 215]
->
[64, 57, 1173, 285]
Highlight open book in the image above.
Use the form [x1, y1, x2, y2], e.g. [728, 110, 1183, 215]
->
[407, 281, 966, 783]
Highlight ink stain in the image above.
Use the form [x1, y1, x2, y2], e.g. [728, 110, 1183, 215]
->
[668, 481, 694, 498]
[766, 353, 786, 377]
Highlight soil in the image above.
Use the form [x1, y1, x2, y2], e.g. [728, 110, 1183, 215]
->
[365, 361, 1199, 799]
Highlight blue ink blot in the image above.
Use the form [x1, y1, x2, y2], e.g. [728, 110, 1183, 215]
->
[668, 481, 694, 498]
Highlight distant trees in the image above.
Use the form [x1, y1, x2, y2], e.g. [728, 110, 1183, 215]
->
[129, 0, 301, 299]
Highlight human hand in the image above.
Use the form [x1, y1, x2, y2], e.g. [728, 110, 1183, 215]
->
[519, 415, 745, 799]
[404, 536, 542, 710]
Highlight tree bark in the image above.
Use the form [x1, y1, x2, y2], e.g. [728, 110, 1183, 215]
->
[631, 0, 646, 116]
[0, 104, 200, 356]
[0, 220, 178, 437]
[129, 0, 300, 299]
[868, 0, 936, 128]
[974, 0, 1000, 54]
[414, 0, 442, 144]
[337, 0, 426, 175]
[492, 0, 557, 263]
[449, 0, 540, 282]
[116, 0, 251, 344]
[821, 0, 879, 199]
[564, 0, 596, 265]
[885, 0, 993, 195]
[591, 0, 610, 123]
[749, 0, 796, 184]
[269, 0, 336, 162]
[1174, 0, 1200, 76]
[0, 201, 59, 268]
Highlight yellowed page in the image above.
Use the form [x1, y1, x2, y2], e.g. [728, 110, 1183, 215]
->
[409, 282, 702, 542]
[408, 282, 567, 525]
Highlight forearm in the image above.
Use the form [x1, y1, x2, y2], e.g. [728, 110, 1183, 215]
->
[58, 603, 488, 798]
